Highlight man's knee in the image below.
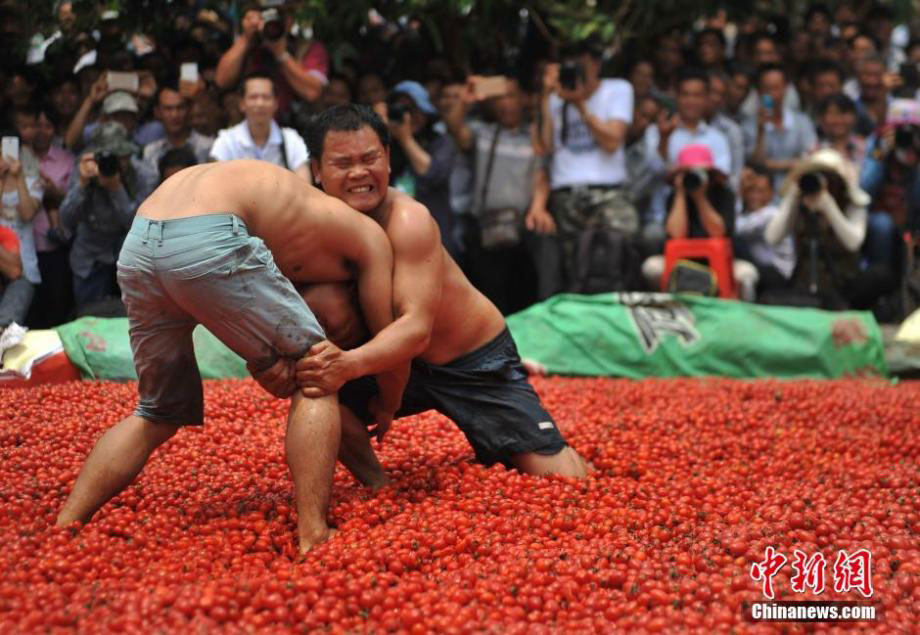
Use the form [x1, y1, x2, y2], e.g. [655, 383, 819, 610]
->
[299, 283, 366, 348]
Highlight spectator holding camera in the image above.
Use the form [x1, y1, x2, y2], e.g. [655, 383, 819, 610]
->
[209, 73, 309, 180]
[745, 63, 817, 190]
[0, 151, 41, 324]
[766, 148, 887, 311]
[16, 103, 75, 327]
[641, 144, 758, 300]
[215, 1, 327, 119]
[381, 80, 458, 258]
[538, 41, 636, 292]
[860, 99, 920, 264]
[142, 84, 214, 171]
[60, 122, 157, 307]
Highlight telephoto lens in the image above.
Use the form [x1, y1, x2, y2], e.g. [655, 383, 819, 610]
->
[798, 172, 825, 196]
[387, 101, 410, 123]
[261, 9, 284, 41]
[96, 152, 119, 178]
[683, 168, 707, 193]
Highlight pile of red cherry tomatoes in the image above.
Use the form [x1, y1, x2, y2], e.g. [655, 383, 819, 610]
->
[0, 377, 917, 632]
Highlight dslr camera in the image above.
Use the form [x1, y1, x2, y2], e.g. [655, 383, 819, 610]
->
[386, 99, 411, 124]
[798, 171, 826, 196]
[95, 152, 120, 178]
[683, 168, 708, 193]
[261, 8, 284, 41]
[559, 60, 585, 92]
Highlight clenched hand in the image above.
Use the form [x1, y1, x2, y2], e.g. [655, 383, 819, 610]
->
[295, 340, 356, 398]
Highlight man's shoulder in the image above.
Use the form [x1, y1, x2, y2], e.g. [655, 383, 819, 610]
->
[598, 78, 633, 97]
[385, 190, 440, 243]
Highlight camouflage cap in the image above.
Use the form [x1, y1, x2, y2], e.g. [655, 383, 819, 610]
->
[86, 121, 139, 157]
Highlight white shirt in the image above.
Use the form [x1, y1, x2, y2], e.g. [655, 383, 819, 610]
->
[735, 204, 796, 278]
[210, 120, 308, 170]
[548, 79, 633, 188]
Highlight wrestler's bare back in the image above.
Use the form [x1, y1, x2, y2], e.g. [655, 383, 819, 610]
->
[137, 160, 370, 285]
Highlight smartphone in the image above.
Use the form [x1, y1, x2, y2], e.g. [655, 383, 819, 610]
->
[106, 71, 139, 93]
[180, 63, 199, 83]
[761, 94, 774, 112]
[474, 76, 509, 100]
[1, 137, 19, 162]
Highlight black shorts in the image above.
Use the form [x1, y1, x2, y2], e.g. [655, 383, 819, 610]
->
[339, 328, 567, 467]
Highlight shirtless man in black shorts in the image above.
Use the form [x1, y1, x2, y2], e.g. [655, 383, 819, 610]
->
[267, 105, 589, 487]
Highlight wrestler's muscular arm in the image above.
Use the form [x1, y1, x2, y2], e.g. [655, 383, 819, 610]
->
[297, 201, 443, 421]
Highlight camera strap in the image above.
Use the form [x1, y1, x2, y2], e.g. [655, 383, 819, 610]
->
[279, 128, 290, 170]
[478, 125, 501, 213]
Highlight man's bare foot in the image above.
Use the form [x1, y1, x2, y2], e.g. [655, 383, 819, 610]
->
[298, 527, 337, 554]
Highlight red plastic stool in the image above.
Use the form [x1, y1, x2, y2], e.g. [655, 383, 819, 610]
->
[661, 237, 737, 298]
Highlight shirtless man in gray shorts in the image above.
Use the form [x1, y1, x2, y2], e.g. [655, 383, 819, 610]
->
[56, 160, 408, 552]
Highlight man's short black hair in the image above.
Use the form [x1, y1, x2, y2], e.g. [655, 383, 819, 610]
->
[809, 59, 845, 82]
[240, 72, 276, 96]
[154, 83, 185, 105]
[695, 27, 726, 50]
[817, 93, 857, 116]
[805, 2, 832, 23]
[561, 37, 603, 61]
[306, 104, 390, 161]
[158, 147, 197, 181]
[756, 62, 787, 86]
[750, 30, 779, 49]
[847, 31, 881, 51]
[676, 67, 709, 90]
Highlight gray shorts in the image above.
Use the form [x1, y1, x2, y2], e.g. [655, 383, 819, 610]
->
[117, 214, 325, 425]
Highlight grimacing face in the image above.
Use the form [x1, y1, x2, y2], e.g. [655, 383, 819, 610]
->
[312, 126, 391, 214]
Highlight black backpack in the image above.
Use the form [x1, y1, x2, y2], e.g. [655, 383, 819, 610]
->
[570, 227, 640, 294]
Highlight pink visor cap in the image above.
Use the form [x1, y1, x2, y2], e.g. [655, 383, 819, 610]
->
[675, 144, 716, 171]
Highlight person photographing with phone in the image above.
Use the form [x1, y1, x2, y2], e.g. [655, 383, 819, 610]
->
[60, 122, 157, 310]
[0, 138, 40, 327]
[538, 40, 637, 293]
[441, 74, 545, 314]
[745, 64, 817, 190]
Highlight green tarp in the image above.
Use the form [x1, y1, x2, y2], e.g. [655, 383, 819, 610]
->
[55, 317, 247, 380]
[54, 294, 887, 381]
[506, 293, 888, 379]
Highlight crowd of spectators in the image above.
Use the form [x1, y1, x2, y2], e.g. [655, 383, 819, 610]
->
[1, 0, 919, 331]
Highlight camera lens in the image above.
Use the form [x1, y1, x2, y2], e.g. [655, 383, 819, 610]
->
[683, 170, 703, 192]
[96, 152, 119, 178]
[387, 102, 409, 122]
[799, 172, 823, 195]
[262, 20, 283, 41]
